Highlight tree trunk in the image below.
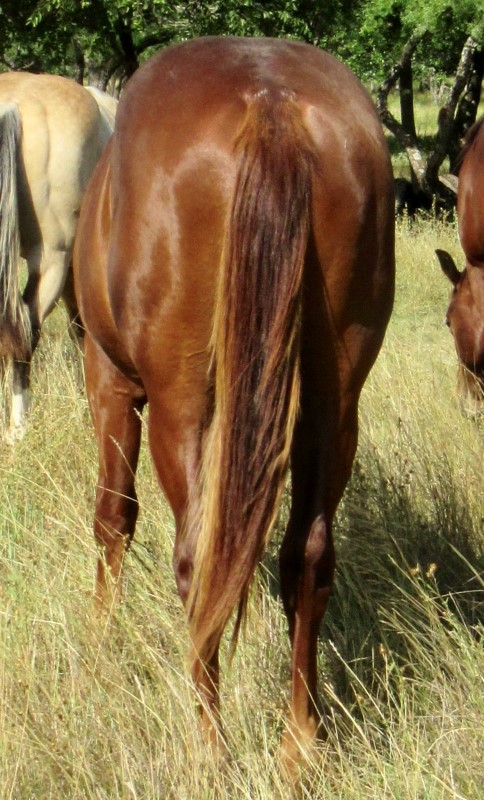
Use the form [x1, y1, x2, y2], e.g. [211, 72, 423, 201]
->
[425, 36, 480, 189]
[399, 60, 417, 139]
[450, 46, 484, 172]
[376, 32, 428, 189]
[85, 62, 116, 90]
[378, 33, 482, 214]
[71, 39, 85, 85]
[115, 11, 139, 78]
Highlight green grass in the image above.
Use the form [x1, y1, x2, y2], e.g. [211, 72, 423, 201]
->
[0, 216, 482, 798]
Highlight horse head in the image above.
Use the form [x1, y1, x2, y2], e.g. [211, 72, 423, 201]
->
[436, 248, 484, 415]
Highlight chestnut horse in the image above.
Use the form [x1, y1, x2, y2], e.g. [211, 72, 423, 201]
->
[0, 72, 117, 442]
[436, 116, 484, 413]
[74, 37, 395, 763]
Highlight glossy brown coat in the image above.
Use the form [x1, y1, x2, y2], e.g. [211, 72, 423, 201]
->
[74, 37, 395, 764]
[436, 116, 484, 412]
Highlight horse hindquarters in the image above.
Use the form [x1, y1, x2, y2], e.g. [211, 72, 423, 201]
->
[75, 37, 395, 766]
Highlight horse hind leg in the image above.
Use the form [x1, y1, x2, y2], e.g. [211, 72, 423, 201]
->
[2, 291, 32, 445]
[62, 264, 85, 351]
[279, 400, 359, 770]
[147, 399, 227, 754]
[179, 528, 226, 753]
[6, 351, 35, 444]
[61, 264, 85, 390]
[5, 320, 39, 445]
[6, 247, 71, 442]
[84, 333, 146, 607]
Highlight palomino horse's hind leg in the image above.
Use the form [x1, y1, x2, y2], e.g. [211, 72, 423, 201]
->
[6, 325, 40, 444]
[62, 266, 85, 350]
[6, 247, 71, 442]
[279, 401, 359, 768]
[61, 266, 85, 391]
[7, 363, 32, 444]
[84, 334, 146, 606]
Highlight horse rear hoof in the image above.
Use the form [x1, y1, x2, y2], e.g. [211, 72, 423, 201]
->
[278, 718, 324, 780]
[4, 423, 26, 445]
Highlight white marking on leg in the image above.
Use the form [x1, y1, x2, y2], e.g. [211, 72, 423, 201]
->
[6, 388, 31, 444]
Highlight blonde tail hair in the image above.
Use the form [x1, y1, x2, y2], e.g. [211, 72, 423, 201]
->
[0, 103, 30, 360]
[188, 90, 318, 666]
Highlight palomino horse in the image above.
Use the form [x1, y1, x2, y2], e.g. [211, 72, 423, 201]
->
[0, 72, 117, 442]
[85, 85, 118, 132]
[436, 116, 484, 413]
[74, 37, 395, 764]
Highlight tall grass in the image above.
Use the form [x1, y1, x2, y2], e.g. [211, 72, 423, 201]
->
[0, 216, 482, 798]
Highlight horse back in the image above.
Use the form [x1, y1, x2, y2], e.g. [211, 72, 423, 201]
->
[458, 118, 484, 265]
[75, 38, 396, 717]
[85, 86, 118, 141]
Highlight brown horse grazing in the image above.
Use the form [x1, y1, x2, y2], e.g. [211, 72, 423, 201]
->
[0, 72, 117, 442]
[436, 116, 484, 414]
[74, 37, 395, 764]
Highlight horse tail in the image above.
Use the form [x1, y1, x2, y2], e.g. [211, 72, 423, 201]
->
[188, 90, 318, 665]
[0, 103, 30, 360]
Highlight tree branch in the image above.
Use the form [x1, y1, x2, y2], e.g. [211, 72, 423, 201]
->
[376, 32, 428, 188]
[425, 36, 479, 188]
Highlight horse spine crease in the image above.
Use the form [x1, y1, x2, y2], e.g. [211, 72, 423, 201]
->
[188, 90, 318, 666]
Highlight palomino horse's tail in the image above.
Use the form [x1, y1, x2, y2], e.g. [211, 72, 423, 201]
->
[188, 90, 318, 665]
[0, 104, 30, 360]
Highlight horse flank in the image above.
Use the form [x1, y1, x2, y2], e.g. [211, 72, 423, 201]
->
[188, 91, 318, 665]
[455, 115, 484, 173]
[0, 104, 30, 360]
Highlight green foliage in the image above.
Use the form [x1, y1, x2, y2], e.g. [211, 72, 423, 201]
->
[0, 1, 70, 72]
[0, 0, 482, 87]
[0, 1, 333, 78]
[355, 0, 484, 80]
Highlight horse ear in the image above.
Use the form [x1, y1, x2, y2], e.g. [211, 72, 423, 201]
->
[435, 249, 461, 286]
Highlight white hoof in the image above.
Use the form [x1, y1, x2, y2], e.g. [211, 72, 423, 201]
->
[5, 423, 27, 445]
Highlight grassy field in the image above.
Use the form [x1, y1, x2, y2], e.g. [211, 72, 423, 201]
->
[0, 214, 482, 798]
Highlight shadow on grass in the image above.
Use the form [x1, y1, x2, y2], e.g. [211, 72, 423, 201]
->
[259, 437, 482, 713]
[386, 133, 439, 162]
